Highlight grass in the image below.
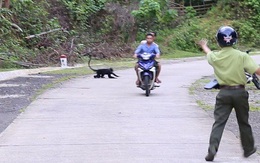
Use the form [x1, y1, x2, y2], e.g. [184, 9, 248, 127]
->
[0, 68, 20, 72]
[43, 58, 135, 76]
[189, 78, 211, 95]
[161, 50, 204, 59]
[19, 107, 26, 113]
[43, 66, 92, 75]
[190, 77, 215, 110]
[196, 100, 213, 110]
[189, 86, 196, 95]
[249, 105, 260, 111]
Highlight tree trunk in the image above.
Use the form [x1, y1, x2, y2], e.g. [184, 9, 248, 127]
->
[3, 0, 10, 8]
[0, 0, 3, 8]
[128, 25, 138, 43]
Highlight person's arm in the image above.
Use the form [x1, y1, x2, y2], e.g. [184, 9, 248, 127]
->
[140, 40, 146, 44]
[133, 45, 142, 58]
[154, 45, 160, 58]
[198, 39, 212, 54]
[255, 67, 260, 76]
[154, 42, 159, 47]
[244, 54, 260, 75]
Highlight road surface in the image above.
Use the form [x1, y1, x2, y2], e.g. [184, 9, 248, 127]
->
[0, 57, 260, 163]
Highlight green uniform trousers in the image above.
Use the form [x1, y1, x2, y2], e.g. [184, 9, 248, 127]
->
[208, 89, 255, 154]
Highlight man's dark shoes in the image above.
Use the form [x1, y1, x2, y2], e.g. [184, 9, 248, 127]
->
[205, 147, 216, 161]
[205, 152, 215, 161]
[244, 147, 257, 158]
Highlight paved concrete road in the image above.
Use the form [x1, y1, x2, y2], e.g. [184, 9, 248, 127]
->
[0, 57, 260, 163]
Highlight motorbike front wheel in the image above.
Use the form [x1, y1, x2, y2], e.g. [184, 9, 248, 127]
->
[252, 74, 260, 89]
[144, 75, 150, 96]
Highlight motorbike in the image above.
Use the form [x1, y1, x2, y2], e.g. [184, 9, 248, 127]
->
[204, 50, 260, 90]
[246, 72, 260, 89]
[204, 73, 260, 90]
[137, 52, 159, 96]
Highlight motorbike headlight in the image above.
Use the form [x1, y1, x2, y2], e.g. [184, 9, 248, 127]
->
[141, 53, 151, 60]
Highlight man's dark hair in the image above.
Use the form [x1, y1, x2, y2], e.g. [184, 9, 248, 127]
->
[151, 32, 157, 37]
[146, 33, 154, 37]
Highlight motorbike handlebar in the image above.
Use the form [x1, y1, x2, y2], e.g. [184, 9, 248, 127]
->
[137, 53, 156, 60]
[246, 49, 252, 54]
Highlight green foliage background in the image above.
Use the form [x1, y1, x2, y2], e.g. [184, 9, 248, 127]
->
[0, 0, 259, 67]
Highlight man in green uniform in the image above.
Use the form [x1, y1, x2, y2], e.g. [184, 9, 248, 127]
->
[198, 26, 260, 161]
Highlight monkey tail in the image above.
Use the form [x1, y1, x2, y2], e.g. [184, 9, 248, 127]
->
[88, 55, 97, 72]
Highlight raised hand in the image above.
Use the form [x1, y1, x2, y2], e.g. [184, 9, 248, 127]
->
[197, 39, 211, 54]
[198, 39, 208, 47]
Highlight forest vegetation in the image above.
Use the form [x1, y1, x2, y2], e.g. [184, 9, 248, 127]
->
[0, 0, 259, 68]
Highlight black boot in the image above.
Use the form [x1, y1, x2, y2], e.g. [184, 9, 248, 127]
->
[244, 147, 257, 158]
[205, 147, 217, 161]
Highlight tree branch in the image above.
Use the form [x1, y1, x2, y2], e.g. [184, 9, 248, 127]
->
[25, 28, 68, 39]
[11, 23, 23, 32]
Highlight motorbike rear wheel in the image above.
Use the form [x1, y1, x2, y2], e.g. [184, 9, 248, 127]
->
[144, 75, 150, 96]
[252, 74, 260, 89]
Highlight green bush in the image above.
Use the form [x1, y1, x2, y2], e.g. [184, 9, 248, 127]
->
[211, 0, 260, 48]
[153, 0, 260, 53]
[0, 0, 67, 67]
[153, 13, 220, 53]
[61, 0, 106, 30]
[132, 0, 178, 32]
[232, 20, 260, 47]
[131, 0, 161, 32]
[0, 60, 22, 69]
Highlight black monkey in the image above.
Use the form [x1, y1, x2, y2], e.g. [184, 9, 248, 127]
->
[88, 55, 119, 78]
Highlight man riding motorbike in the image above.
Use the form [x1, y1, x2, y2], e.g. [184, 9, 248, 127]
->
[140, 32, 159, 47]
[133, 33, 161, 86]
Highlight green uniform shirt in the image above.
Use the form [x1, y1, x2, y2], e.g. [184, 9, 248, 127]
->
[207, 47, 259, 86]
